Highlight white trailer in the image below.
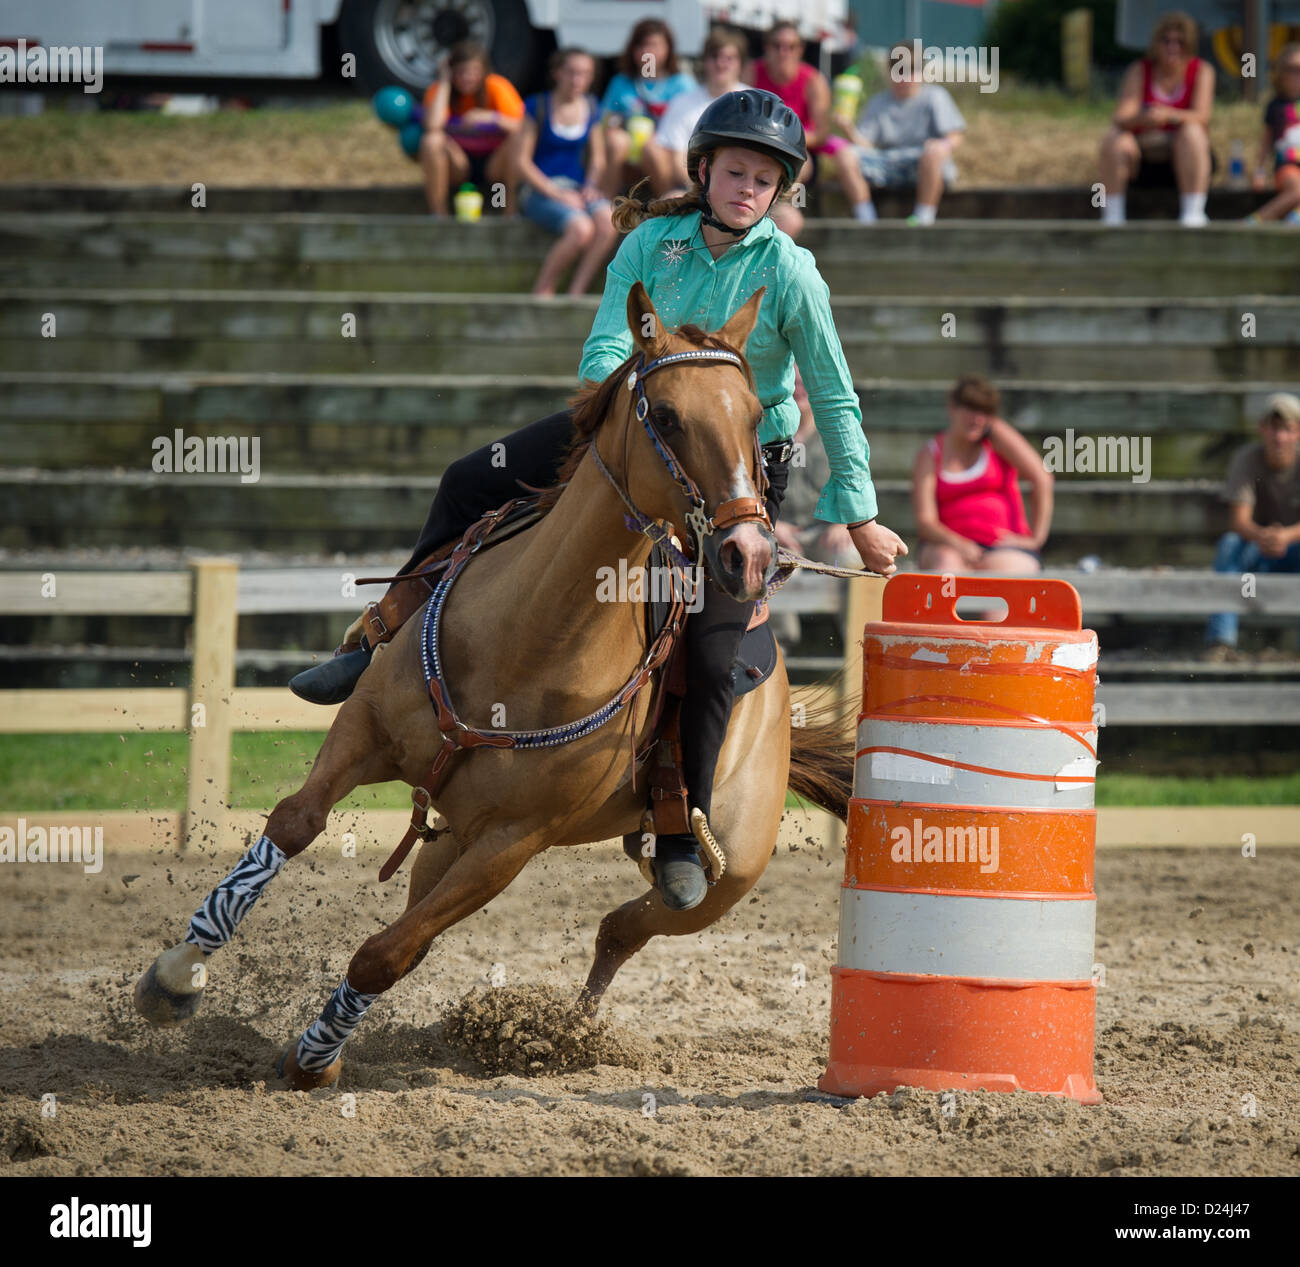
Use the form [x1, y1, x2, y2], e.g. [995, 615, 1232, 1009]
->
[0, 0, 850, 96]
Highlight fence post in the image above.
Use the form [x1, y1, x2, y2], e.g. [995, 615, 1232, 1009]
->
[832, 575, 885, 852]
[185, 558, 239, 851]
[842, 575, 884, 711]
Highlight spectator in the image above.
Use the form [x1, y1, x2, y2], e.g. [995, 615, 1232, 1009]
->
[1246, 42, 1300, 224]
[911, 375, 1054, 575]
[1098, 10, 1215, 227]
[599, 19, 696, 198]
[513, 48, 618, 297]
[1204, 394, 1300, 661]
[420, 41, 524, 216]
[752, 21, 873, 236]
[644, 26, 749, 195]
[835, 41, 965, 224]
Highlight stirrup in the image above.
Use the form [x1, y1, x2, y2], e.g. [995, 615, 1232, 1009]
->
[634, 808, 726, 886]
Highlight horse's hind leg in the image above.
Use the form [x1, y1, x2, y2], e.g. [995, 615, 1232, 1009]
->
[134, 699, 396, 1026]
[278, 825, 545, 1090]
[578, 703, 788, 1015]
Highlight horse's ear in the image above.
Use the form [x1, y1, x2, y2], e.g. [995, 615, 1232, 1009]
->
[628, 281, 666, 356]
[717, 287, 765, 353]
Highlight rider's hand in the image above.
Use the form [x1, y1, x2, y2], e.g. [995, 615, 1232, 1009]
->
[848, 520, 908, 576]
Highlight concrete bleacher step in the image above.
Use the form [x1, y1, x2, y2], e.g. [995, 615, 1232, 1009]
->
[5, 290, 1297, 382]
[0, 468, 1225, 563]
[3, 215, 1298, 298]
[0, 370, 1287, 482]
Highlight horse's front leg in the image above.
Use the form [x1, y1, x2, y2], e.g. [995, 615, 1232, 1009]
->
[278, 824, 548, 1089]
[134, 699, 397, 1025]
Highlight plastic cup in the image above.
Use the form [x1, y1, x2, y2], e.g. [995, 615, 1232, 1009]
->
[832, 73, 862, 120]
[627, 114, 655, 162]
[454, 184, 483, 222]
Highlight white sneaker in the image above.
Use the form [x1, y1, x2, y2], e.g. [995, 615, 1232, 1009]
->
[1180, 211, 1209, 227]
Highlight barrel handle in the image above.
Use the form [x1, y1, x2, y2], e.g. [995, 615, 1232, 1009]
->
[881, 574, 1082, 631]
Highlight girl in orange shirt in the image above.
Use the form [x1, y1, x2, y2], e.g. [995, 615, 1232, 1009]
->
[420, 40, 524, 215]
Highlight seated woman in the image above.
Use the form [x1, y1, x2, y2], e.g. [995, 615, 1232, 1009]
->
[751, 20, 873, 237]
[598, 18, 695, 199]
[514, 48, 618, 296]
[1246, 42, 1300, 224]
[419, 41, 524, 216]
[911, 375, 1053, 575]
[1097, 10, 1215, 226]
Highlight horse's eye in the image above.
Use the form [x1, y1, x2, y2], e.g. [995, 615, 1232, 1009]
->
[651, 409, 680, 435]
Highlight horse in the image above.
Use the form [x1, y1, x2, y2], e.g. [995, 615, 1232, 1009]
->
[133, 282, 855, 1089]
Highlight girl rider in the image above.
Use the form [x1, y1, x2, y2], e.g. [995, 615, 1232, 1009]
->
[291, 90, 908, 911]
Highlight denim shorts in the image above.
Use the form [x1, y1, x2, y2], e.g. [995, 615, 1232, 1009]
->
[519, 178, 610, 235]
[859, 145, 957, 188]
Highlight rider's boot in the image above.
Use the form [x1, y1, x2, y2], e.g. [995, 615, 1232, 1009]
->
[288, 569, 437, 705]
[652, 833, 708, 910]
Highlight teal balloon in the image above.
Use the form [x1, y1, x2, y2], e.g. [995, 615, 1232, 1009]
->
[399, 120, 424, 158]
[373, 86, 413, 127]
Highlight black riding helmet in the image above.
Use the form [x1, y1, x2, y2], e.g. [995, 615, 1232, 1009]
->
[688, 89, 807, 237]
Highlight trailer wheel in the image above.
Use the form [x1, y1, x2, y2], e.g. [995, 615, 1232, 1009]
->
[338, 0, 545, 96]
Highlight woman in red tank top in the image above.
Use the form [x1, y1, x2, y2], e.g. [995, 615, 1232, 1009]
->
[752, 20, 872, 236]
[911, 375, 1054, 576]
[1097, 11, 1215, 225]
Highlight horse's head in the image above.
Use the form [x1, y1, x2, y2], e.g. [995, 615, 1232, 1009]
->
[601, 282, 776, 603]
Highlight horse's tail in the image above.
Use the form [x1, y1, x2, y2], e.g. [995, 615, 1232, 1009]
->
[786, 677, 857, 824]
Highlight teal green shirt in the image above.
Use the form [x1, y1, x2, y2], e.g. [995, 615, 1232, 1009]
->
[578, 210, 878, 525]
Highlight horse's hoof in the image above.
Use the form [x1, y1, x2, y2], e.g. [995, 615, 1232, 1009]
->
[275, 1042, 342, 1091]
[133, 945, 206, 1026]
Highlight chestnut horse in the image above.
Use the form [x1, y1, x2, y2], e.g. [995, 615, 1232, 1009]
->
[134, 283, 854, 1088]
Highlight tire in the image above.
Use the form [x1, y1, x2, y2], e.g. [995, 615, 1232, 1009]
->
[337, 0, 546, 97]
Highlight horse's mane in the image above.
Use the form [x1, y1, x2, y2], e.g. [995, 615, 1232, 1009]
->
[535, 326, 757, 513]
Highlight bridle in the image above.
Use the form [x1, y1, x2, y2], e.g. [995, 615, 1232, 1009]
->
[587, 348, 773, 569]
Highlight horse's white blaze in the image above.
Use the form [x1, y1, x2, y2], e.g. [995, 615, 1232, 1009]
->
[715, 455, 769, 596]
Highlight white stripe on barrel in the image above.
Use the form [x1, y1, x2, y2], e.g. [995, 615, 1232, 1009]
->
[838, 889, 1097, 980]
[855, 718, 1098, 809]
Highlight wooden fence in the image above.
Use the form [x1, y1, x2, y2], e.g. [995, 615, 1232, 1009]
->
[0, 558, 882, 849]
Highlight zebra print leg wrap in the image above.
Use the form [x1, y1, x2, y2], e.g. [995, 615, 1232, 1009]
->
[296, 979, 378, 1071]
[184, 835, 287, 954]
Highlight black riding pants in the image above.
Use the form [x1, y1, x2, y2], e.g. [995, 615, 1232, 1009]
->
[401, 409, 788, 821]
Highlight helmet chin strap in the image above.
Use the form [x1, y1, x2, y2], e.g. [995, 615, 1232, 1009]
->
[697, 157, 786, 239]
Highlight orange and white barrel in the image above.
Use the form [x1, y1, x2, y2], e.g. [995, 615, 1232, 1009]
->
[819, 574, 1102, 1103]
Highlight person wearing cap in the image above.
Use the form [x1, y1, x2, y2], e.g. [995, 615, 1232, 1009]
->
[1204, 393, 1300, 660]
[288, 88, 907, 911]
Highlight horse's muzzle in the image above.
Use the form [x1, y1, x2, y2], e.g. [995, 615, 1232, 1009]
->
[705, 521, 777, 602]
